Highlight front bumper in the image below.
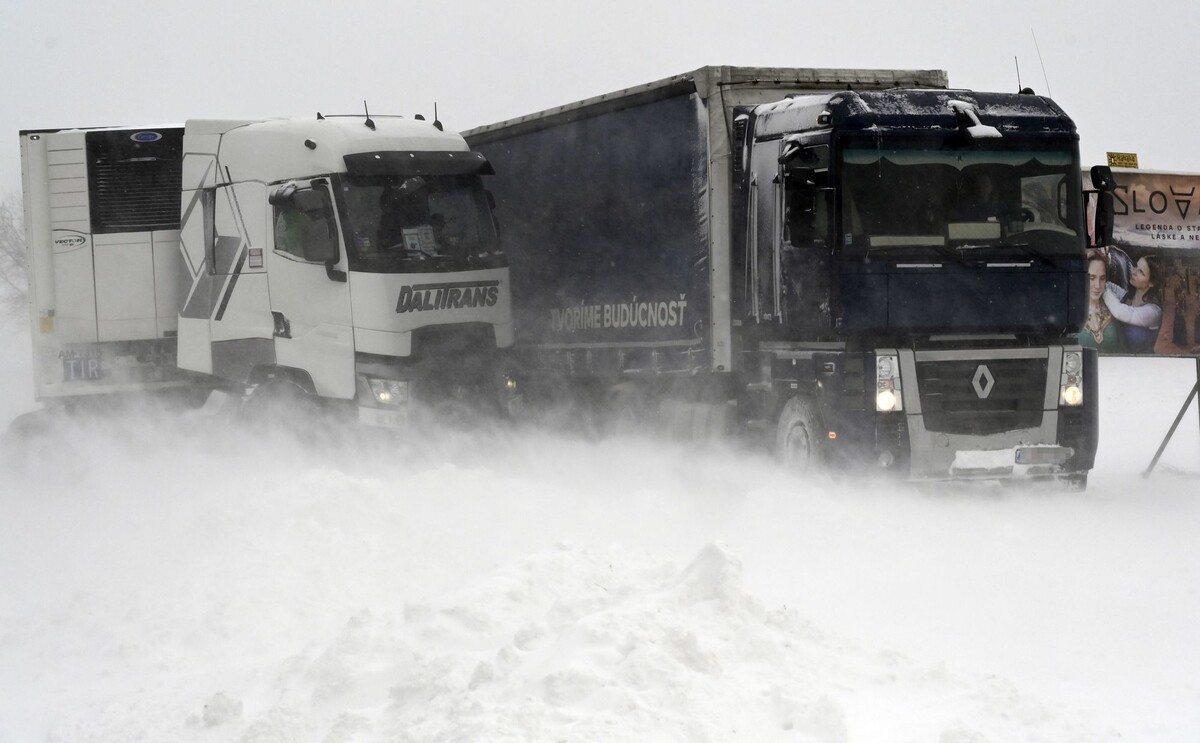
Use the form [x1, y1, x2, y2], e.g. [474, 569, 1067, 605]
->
[885, 345, 1095, 481]
[353, 356, 518, 430]
[949, 444, 1075, 479]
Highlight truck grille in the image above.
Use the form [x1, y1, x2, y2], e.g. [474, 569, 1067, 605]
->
[915, 357, 1047, 435]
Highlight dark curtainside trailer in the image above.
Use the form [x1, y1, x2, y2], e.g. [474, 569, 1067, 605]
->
[472, 86, 710, 351]
[467, 66, 1110, 487]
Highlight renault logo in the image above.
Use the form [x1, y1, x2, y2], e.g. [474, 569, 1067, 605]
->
[972, 364, 995, 399]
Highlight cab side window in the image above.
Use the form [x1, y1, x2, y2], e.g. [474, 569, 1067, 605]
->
[273, 187, 337, 262]
[783, 172, 830, 248]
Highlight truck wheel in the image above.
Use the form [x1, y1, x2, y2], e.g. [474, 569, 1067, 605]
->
[605, 384, 646, 435]
[775, 396, 823, 472]
[695, 402, 731, 441]
[239, 378, 319, 429]
[5, 409, 58, 440]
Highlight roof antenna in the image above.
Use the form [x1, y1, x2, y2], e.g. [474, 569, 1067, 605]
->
[433, 102, 443, 132]
[316, 111, 325, 120]
[1014, 57, 1035, 95]
[363, 100, 376, 130]
[1031, 28, 1052, 98]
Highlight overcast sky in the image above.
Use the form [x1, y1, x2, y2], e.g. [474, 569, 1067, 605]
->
[2, 0, 1195, 193]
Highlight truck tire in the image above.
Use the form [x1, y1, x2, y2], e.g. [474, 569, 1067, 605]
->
[239, 377, 319, 430]
[693, 402, 731, 441]
[5, 409, 58, 440]
[775, 396, 823, 472]
[605, 383, 646, 435]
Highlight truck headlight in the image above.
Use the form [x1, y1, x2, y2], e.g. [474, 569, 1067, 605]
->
[876, 388, 898, 412]
[1061, 384, 1083, 406]
[876, 352, 903, 412]
[369, 378, 409, 406]
[1059, 350, 1083, 406]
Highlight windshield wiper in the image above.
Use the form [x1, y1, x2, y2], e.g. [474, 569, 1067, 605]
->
[979, 241, 1065, 270]
[866, 244, 969, 267]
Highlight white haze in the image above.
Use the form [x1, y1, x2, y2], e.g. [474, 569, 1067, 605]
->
[1, 321, 1199, 742]
[3, 4, 1198, 737]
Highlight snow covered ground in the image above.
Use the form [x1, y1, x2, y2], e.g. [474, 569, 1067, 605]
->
[1, 321, 1198, 743]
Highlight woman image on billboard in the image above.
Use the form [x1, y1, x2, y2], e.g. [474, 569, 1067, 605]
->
[1104, 254, 1163, 354]
[1078, 248, 1125, 352]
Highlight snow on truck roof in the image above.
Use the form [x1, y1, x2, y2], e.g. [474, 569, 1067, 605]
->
[752, 88, 1076, 138]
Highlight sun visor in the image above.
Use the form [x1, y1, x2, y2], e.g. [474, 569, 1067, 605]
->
[343, 150, 494, 176]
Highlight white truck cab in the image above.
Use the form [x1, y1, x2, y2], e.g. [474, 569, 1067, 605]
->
[20, 114, 513, 426]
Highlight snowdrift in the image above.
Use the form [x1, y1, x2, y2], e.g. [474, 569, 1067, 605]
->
[1, 323, 1198, 742]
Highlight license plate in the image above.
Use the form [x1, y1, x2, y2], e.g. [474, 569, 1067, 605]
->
[1014, 446, 1071, 465]
[358, 406, 408, 429]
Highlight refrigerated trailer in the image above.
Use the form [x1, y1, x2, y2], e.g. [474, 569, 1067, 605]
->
[466, 66, 1113, 486]
[20, 114, 514, 426]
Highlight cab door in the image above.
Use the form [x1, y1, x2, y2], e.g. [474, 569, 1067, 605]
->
[266, 179, 355, 398]
[778, 143, 833, 334]
[748, 138, 783, 324]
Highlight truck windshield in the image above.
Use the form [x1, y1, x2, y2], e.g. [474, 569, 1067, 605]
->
[838, 145, 1082, 257]
[337, 174, 503, 273]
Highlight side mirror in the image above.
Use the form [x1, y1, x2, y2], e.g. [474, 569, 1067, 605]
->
[325, 260, 347, 283]
[1089, 166, 1117, 247]
[1091, 165, 1116, 192]
[269, 182, 297, 206]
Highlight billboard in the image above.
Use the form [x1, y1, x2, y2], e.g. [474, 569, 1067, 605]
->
[1081, 169, 1200, 356]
